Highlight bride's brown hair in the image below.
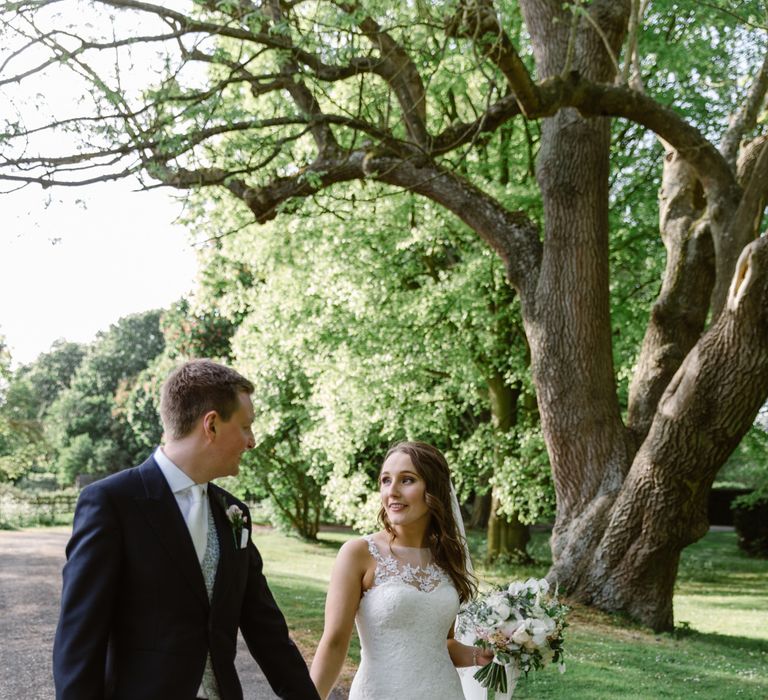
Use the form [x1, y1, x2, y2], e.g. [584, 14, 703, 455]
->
[378, 441, 477, 603]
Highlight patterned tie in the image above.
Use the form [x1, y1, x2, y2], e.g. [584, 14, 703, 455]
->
[199, 489, 221, 700]
[201, 493, 220, 597]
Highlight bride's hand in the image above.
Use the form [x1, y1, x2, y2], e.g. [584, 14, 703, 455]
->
[473, 648, 494, 667]
[446, 633, 496, 668]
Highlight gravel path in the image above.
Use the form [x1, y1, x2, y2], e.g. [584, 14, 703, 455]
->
[0, 527, 341, 699]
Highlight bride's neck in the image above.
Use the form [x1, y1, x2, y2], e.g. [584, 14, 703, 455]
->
[389, 523, 430, 548]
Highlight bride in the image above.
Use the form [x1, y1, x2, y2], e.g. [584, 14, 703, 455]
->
[310, 441, 493, 699]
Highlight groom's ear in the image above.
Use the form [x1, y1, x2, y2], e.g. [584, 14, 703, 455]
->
[202, 410, 218, 440]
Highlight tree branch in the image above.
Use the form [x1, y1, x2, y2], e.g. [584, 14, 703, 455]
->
[560, 77, 737, 199]
[711, 138, 768, 316]
[338, 3, 430, 148]
[719, 48, 768, 171]
[432, 94, 522, 154]
[445, 0, 543, 117]
[365, 157, 542, 296]
[75, 0, 378, 81]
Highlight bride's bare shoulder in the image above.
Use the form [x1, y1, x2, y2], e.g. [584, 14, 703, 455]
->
[339, 535, 373, 557]
[338, 533, 385, 565]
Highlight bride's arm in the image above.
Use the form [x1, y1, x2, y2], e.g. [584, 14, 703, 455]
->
[447, 625, 494, 668]
[310, 538, 369, 699]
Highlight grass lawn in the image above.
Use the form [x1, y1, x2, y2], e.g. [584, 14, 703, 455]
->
[254, 528, 768, 699]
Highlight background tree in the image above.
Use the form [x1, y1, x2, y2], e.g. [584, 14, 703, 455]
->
[187, 182, 554, 554]
[161, 298, 239, 361]
[0, 340, 86, 482]
[0, 333, 10, 388]
[103, 297, 249, 467]
[0, 332, 24, 481]
[46, 310, 164, 482]
[3, 0, 768, 630]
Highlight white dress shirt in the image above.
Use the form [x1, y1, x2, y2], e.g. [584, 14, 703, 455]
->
[153, 446, 210, 539]
[153, 447, 212, 698]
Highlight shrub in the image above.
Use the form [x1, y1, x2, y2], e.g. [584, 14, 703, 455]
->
[0, 483, 77, 528]
[732, 492, 768, 558]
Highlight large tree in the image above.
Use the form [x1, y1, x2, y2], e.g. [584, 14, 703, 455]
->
[46, 310, 165, 481]
[187, 185, 551, 553]
[3, 0, 768, 630]
[0, 340, 86, 481]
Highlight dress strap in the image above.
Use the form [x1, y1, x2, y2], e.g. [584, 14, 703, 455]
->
[363, 534, 383, 562]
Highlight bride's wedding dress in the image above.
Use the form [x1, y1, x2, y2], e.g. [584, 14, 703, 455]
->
[348, 535, 466, 699]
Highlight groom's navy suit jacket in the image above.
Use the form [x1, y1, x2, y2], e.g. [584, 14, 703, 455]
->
[53, 455, 319, 700]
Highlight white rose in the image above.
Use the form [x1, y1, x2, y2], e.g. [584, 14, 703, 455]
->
[511, 625, 531, 646]
[493, 601, 511, 620]
[486, 592, 504, 607]
[486, 593, 511, 621]
[524, 577, 541, 593]
[532, 613, 555, 631]
[499, 619, 524, 639]
[508, 581, 526, 596]
[529, 619, 550, 647]
[537, 578, 550, 595]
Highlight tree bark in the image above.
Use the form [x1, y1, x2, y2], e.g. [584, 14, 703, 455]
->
[552, 237, 768, 629]
[626, 145, 715, 446]
[469, 491, 492, 530]
[519, 0, 632, 532]
[485, 373, 531, 562]
[487, 496, 531, 564]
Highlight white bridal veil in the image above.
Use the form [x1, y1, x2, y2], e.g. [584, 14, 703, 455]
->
[450, 485, 517, 700]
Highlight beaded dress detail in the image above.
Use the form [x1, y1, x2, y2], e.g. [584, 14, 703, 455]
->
[347, 535, 465, 700]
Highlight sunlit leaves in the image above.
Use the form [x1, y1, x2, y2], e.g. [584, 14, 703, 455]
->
[184, 169, 551, 528]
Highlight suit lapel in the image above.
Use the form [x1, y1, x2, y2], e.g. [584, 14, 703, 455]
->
[135, 458, 209, 607]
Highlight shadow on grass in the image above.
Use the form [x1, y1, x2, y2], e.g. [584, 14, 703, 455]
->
[667, 627, 768, 655]
[509, 624, 768, 699]
[313, 535, 348, 552]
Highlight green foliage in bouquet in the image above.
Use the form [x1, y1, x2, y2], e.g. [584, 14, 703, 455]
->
[458, 578, 569, 698]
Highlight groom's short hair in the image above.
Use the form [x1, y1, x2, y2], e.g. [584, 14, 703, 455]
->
[160, 359, 254, 440]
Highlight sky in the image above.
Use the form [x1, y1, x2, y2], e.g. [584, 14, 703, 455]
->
[0, 2, 199, 368]
[1, 182, 198, 366]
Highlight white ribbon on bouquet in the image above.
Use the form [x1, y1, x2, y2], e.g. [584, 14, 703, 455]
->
[459, 659, 520, 700]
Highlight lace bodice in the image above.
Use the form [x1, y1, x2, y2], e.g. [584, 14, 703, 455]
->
[347, 535, 464, 699]
[366, 535, 451, 593]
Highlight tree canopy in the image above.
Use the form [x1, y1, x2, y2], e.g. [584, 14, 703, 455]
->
[3, 0, 768, 630]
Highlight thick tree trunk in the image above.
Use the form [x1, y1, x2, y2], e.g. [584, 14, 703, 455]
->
[551, 238, 768, 629]
[487, 497, 531, 564]
[515, 0, 708, 629]
[626, 147, 715, 447]
[469, 491, 492, 530]
[485, 373, 531, 562]
[519, 0, 632, 540]
[513, 4, 768, 624]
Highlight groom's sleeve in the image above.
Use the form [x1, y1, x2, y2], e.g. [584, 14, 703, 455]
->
[239, 539, 320, 700]
[53, 484, 120, 700]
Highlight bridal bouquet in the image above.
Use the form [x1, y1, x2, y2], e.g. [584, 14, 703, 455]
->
[457, 577, 569, 699]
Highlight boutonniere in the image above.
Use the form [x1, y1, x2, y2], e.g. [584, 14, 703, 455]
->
[218, 495, 249, 549]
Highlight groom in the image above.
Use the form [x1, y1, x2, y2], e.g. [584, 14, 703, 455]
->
[53, 359, 320, 700]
